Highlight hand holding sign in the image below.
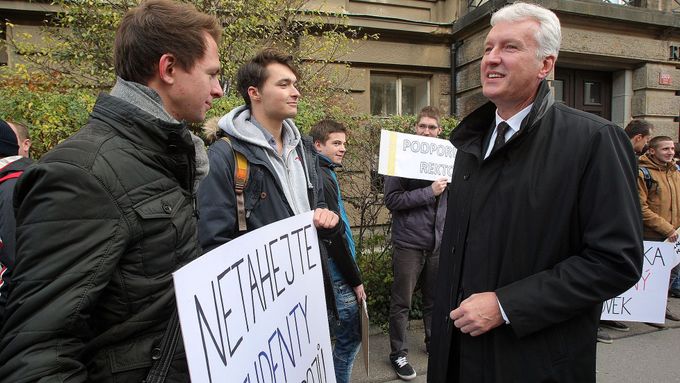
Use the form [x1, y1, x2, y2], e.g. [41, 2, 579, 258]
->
[173, 212, 336, 383]
[431, 177, 448, 196]
[378, 130, 456, 182]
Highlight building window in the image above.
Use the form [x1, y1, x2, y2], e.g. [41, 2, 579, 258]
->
[370, 74, 430, 116]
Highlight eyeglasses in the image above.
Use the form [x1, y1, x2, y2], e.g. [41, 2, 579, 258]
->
[417, 123, 440, 130]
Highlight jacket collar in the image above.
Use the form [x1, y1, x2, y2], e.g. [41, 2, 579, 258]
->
[639, 153, 677, 171]
[90, 93, 194, 155]
[452, 79, 554, 160]
[318, 153, 342, 171]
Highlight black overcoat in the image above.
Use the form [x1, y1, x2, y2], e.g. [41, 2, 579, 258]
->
[427, 81, 643, 383]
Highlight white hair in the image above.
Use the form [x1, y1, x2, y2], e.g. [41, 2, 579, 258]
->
[491, 2, 562, 60]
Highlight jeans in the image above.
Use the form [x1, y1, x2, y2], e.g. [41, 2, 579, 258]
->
[328, 279, 361, 383]
[389, 245, 439, 358]
[671, 264, 680, 293]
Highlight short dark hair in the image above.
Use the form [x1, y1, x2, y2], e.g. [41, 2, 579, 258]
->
[649, 135, 674, 150]
[236, 48, 299, 106]
[624, 119, 653, 139]
[114, 0, 222, 84]
[8, 120, 29, 141]
[310, 119, 347, 144]
[416, 106, 441, 126]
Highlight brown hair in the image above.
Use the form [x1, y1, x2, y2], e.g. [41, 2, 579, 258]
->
[236, 48, 299, 106]
[649, 135, 674, 150]
[7, 120, 29, 141]
[416, 106, 441, 126]
[624, 119, 653, 139]
[114, 0, 222, 84]
[310, 119, 348, 144]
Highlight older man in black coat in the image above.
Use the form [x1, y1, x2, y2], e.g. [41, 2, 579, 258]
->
[427, 3, 643, 383]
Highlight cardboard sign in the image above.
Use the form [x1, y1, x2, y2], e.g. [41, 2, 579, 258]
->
[378, 130, 456, 182]
[173, 212, 336, 383]
[601, 241, 680, 323]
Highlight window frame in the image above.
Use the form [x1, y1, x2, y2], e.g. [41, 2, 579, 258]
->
[370, 72, 431, 116]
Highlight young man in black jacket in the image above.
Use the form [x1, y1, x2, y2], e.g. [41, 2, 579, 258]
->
[0, 1, 223, 381]
[310, 119, 366, 383]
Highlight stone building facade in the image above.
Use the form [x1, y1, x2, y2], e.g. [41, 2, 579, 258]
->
[303, 0, 680, 137]
[2, 0, 680, 136]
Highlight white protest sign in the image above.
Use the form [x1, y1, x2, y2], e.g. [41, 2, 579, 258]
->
[601, 241, 680, 323]
[173, 211, 335, 383]
[378, 130, 456, 182]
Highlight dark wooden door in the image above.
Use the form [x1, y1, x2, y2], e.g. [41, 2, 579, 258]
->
[554, 68, 611, 120]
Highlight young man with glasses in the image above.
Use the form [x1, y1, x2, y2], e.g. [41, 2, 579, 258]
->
[384, 106, 448, 380]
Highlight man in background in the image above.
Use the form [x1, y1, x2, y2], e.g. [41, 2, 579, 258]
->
[637, 135, 680, 325]
[384, 105, 447, 381]
[310, 119, 366, 383]
[625, 119, 653, 156]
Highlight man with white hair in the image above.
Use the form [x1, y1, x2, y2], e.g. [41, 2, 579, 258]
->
[428, 3, 642, 382]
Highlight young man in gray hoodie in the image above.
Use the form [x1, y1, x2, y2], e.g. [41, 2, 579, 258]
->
[197, 48, 342, 312]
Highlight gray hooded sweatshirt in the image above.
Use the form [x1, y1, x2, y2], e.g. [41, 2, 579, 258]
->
[217, 106, 311, 214]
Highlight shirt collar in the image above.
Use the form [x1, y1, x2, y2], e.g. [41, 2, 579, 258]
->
[494, 103, 533, 134]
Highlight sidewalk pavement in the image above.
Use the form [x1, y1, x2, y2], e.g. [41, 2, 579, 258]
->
[350, 297, 680, 383]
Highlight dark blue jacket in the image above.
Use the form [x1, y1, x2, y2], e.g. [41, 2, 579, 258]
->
[383, 175, 447, 255]
[318, 155, 362, 287]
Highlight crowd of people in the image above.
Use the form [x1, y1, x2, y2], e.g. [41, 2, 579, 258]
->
[0, 1, 675, 382]
[597, 120, 680, 344]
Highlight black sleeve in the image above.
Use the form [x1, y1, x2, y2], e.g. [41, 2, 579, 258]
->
[0, 162, 127, 382]
[319, 168, 362, 287]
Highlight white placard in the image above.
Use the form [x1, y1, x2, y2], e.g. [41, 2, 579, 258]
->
[601, 241, 680, 323]
[173, 212, 336, 383]
[378, 130, 456, 182]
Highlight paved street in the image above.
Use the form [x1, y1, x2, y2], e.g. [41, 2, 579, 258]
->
[351, 297, 680, 383]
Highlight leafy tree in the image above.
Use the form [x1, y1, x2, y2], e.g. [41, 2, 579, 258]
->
[3, 0, 371, 95]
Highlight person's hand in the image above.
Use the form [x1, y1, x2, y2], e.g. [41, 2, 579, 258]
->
[450, 292, 504, 336]
[353, 284, 367, 303]
[668, 231, 679, 243]
[431, 177, 448, 196]
[313, 208, 339, 229]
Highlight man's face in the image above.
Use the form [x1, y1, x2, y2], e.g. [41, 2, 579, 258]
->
[165, 33, 223, 123]
[649, 140, 675, 164]
[415, 116, 441, 138]
[315, 132, 347, 165]
[632, 133, 651, 154]
[481, 19, 554, 119]
[251, 62, 300, 121]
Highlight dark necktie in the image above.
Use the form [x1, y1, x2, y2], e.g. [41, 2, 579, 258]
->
[491, 121, 510, 154]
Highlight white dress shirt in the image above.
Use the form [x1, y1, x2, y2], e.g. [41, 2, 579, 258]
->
[483, 104, 533, 159]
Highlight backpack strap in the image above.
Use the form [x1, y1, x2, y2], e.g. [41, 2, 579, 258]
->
[640, 166, 653, 190]
[220, 137, 249, 232]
